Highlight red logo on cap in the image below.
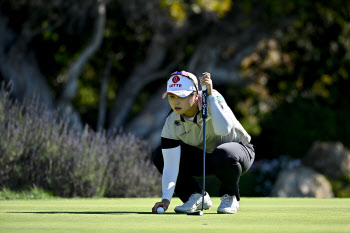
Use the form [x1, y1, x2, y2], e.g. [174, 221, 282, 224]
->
[172, 76, 180, 83]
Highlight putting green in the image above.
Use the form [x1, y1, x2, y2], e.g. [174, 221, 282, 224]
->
[1, 198, 349, 233]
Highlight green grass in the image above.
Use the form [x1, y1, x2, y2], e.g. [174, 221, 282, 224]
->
[1, 198, 349, 233]
[0, 187, 56, 200]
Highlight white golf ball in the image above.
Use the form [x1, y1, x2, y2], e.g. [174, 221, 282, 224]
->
[157, 207, 164, 214]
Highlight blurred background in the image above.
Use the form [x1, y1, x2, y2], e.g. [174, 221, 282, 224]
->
[0, 0, 349, 199]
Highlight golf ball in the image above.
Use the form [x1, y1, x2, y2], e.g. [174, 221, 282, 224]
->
[157, 207, 164, 214]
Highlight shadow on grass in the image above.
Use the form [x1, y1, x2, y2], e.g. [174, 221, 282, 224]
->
[9, 211, 161, 215]
[8, 211, 217, 215]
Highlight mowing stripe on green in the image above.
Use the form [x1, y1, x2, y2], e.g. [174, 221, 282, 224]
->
[1, 198, 349, 233]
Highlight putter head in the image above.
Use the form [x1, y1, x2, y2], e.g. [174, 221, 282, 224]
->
[187, 210, 203, 216]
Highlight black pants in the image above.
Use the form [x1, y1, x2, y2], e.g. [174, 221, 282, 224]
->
[152, 142, 255, 203]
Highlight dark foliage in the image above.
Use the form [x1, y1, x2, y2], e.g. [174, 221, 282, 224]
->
[225, 1, 350, 158]
[240, 156, 301, 197]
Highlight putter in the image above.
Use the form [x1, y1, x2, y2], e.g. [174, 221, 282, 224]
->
[187, 85, 208, 216]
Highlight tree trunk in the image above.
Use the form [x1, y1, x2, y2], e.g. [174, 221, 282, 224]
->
[60, 0, 106, 103]
[58, 0, 106, 127]
[0, 16, 55, 109]
[108, 33, 176, 129]
[97, 53, 113, 131]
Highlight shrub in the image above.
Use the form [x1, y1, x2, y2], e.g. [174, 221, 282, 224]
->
[240, 156, 301, 197]
[0, 84, 161, 197]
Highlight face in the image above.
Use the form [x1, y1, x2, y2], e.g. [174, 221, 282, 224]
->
[168, 93, 198, 117]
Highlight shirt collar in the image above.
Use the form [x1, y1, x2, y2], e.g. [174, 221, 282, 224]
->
[180, 110, 201, 123]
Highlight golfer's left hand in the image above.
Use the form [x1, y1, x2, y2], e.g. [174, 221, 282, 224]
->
[200, 72, 213, 95]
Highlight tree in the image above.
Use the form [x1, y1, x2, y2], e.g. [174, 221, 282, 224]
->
[231, 1, 350, 157]
[3, 0, 347, 153]
[0, 0, 103, 126]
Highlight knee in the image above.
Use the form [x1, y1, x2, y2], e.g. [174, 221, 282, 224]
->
[213, 146, 239, 165]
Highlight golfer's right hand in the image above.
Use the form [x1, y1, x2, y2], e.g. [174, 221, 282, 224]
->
[152, 199, 170, 214]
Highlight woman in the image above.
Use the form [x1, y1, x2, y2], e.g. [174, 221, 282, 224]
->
[152, 71, 255, 214]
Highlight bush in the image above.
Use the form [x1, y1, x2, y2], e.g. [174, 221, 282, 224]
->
[240, 156, 301, 197]
[0, 84, 161, 197]
[256, 97, 350, 158]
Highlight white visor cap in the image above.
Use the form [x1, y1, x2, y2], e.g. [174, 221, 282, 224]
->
[162, 72, 198, 99]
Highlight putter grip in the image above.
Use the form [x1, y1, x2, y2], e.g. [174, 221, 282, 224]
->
[202, 86, 207, 118]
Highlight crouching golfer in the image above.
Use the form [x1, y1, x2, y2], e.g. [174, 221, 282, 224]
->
[152, 71, 255, 214]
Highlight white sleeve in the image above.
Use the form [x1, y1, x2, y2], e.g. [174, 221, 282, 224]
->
[161, 146, 181, 202]
[208, 94, 233, 136]
[161, 115, 178, 140]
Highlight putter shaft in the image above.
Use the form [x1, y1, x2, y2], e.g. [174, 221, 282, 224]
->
[187, 86, 207, 216]
[201, 86, 208, 212]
